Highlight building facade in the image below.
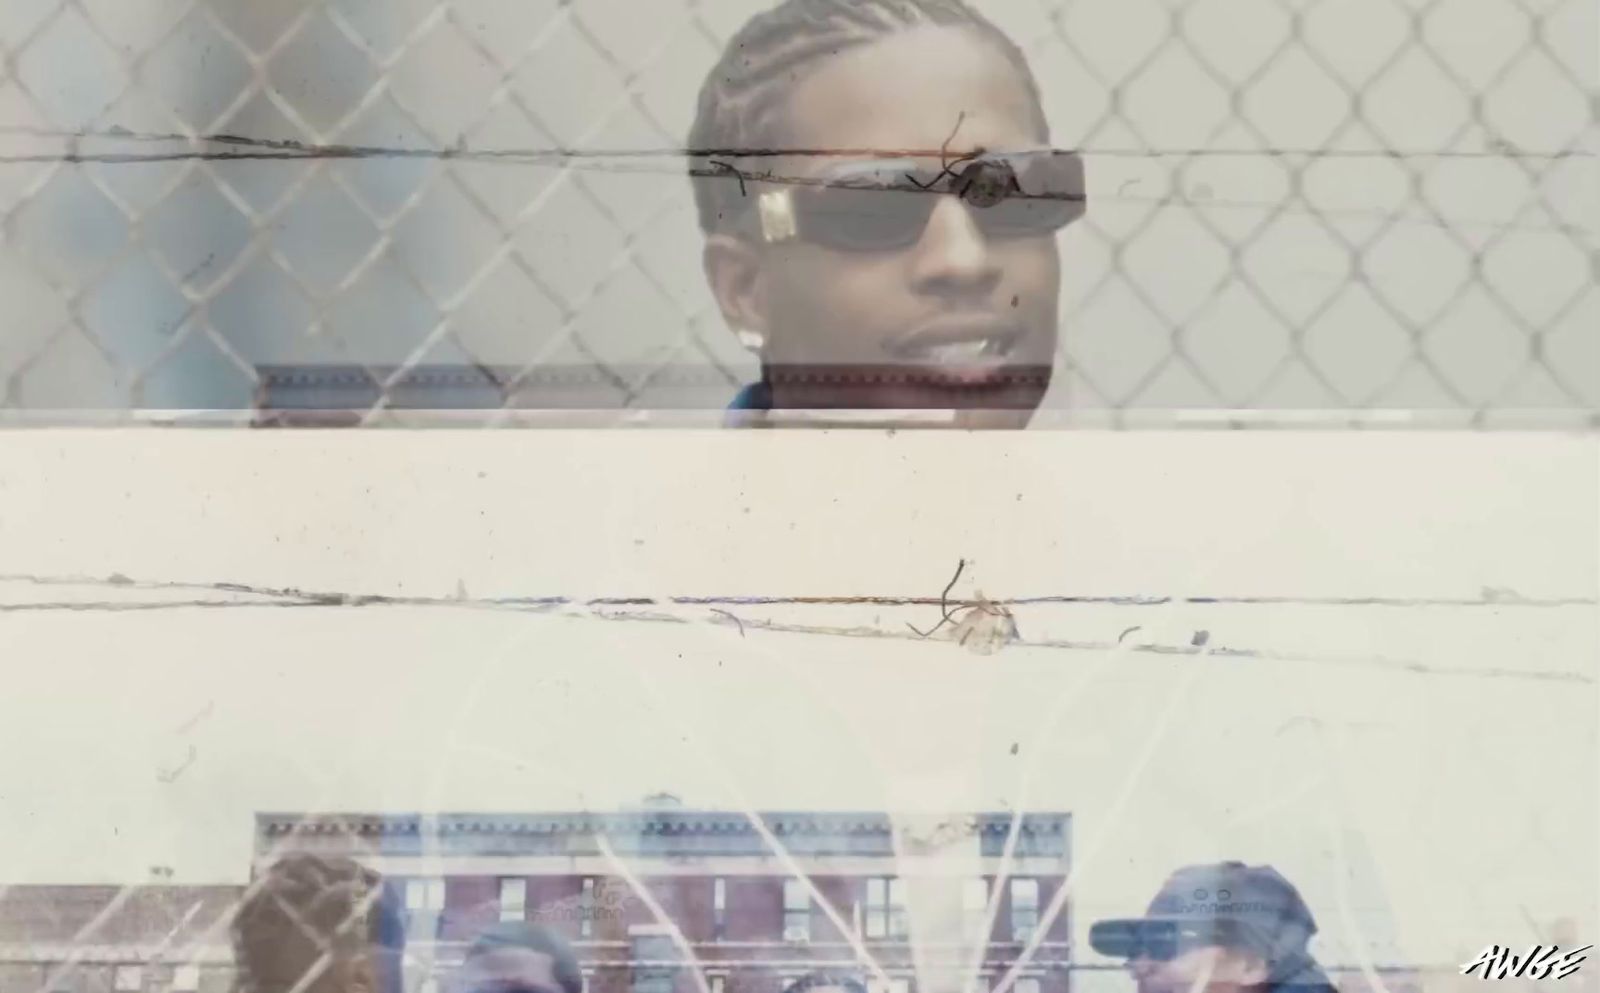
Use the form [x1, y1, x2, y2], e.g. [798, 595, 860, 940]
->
[0, 885, 239, 993]
[253, 809, 1075, 993]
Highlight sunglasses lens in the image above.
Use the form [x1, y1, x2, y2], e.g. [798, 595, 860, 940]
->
[1142, 924, 1181, 961]
[977, 153, 1086, 237]
[1090, 920, 1181, 961]
[799, 185, 935, 251]
[780, 153, 1085, 250]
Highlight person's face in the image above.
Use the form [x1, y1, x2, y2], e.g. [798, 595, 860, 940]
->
[706, 26, 1064, 430]
[459, 948, 565, 993]
[1127, 945, 1267, 993]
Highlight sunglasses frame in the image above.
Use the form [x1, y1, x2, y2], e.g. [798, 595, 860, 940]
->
[1091, 918, 1255, 963]
[743, 149, 1085, 250]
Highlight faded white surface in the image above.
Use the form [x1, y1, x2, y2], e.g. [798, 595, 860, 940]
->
[0, 430, 1594, 974]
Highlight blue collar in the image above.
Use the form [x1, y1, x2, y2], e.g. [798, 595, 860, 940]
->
[724, 382, 771, 425]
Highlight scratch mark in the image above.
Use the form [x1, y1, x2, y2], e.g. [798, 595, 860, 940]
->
[907, 558, 967, 638]
[175, 701, 214, 735]
[0, 573, 1592, 611]
[0, 126, 1587, 163]
[156, 745, 197, 784]
[574, 604, 1592, 684]
[709, 607, 745, 637]
[708, 159, 747, 197]
[4, 128, 1590, 236]
[0, 573, 1589, 683]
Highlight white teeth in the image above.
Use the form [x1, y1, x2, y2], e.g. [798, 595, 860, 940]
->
[921, 339, 995, 362]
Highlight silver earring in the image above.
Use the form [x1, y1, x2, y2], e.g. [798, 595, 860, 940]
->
[736, 329, 765, 353]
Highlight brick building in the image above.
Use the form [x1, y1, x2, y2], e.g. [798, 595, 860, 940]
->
[0, 808, 1073, 993]
[254, 808, 1075, 993]
[0, 884, 240, 993]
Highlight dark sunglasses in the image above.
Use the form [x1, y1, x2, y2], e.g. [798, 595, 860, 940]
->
[1088, 920, 1244, 962]
[745, 150, 1086, 252]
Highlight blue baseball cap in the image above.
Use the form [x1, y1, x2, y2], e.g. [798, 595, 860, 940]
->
[1090, 863, 1325, 983]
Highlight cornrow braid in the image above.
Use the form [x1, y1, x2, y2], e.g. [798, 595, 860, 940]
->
[232, 855, 402, 993]
[687, 0, 1049, 233]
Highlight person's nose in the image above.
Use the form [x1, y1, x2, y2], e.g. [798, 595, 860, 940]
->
[909, 196, 1001, 297]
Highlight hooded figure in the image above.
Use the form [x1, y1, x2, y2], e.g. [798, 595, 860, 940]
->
[1090, 863, 1338, 993]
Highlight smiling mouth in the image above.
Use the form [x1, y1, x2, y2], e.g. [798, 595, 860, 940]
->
[883, 320, 1026, 368]
[901, 335, 1014, 364]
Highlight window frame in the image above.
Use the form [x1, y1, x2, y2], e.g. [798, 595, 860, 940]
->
[782, 878, 811, 943]
[499, 877, 527, 922]
[629, 930, 677, 993]
[712, 878, 727, 940]
[1009, 878, 1040, 943]
[864, 877, 908, 939]
[405, 878, 446, 912]
[580, 877, 596, 939]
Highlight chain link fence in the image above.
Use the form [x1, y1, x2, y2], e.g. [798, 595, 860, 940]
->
[0, 0, 1595, 424]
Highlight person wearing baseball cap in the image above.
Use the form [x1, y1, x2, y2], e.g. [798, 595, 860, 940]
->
[1090, 863, 1338, 993]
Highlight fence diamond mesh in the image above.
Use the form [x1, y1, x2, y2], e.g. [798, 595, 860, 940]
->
[0, 0, 1595, 423]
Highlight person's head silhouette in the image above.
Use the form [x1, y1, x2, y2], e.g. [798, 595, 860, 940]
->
[1091, 863, 1337, 993]
[690, 0, 1085, 429]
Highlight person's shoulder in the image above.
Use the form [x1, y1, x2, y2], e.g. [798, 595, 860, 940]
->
[723, 382, 772, 427]
[728, 382, 770, 411]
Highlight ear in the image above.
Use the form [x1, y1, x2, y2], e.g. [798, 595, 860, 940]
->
[703, 233, 769, 340]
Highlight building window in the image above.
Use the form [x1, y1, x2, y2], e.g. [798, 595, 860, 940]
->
[405, 878, 446, 912]
[782, 878, 810, 942]
[580, 878, 596, 938]
[172, 966, 200, 992]
[962, 879, 989, 940]
[1010, 879, 1039, 943]
[1014, 979, 1040, 993]
[114, 967, 144, 992]
[631, 932, 677, 993]
[712, 878, 727, 939]
[499, 878, 527, 922]
[864, 878, 908, 939]
[709, 978, 725, 993]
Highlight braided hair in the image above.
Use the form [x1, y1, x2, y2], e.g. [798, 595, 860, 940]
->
[232, 854, 404, 993]
[687, 0, 1050, 234]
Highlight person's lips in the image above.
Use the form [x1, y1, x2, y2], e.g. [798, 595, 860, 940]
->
[882, 316, 1033, 385]
[886, 316, 1024, 361]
